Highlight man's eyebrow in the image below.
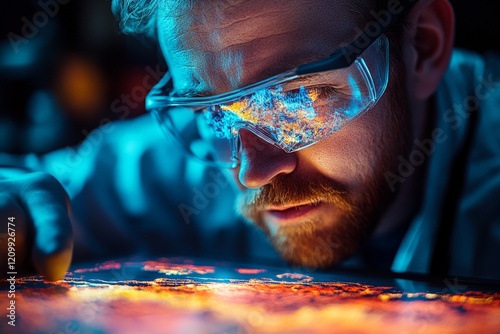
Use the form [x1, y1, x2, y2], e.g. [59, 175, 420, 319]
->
[169, 54, 338, 99]
[286, 47, 344, 70]
[291, 55, 329, 67]
[283, 76, 317, 88]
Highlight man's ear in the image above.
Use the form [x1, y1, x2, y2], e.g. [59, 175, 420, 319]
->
[403, 0, 455, 100]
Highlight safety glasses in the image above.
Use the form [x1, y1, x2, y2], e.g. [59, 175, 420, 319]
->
[146, 1, 417, 168]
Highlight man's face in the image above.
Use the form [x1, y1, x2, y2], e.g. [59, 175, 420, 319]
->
[157, 0, 412, 268]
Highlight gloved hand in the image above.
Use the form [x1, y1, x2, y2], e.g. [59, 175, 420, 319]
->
[0, 170, 73, 281]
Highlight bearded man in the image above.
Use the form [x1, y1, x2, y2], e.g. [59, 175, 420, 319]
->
[1, 0, 499, 281]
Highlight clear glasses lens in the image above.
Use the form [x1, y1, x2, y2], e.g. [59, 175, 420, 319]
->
[152, 35, 389, 168]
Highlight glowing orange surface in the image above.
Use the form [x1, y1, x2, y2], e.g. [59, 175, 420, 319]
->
[1, 258, 499, 334]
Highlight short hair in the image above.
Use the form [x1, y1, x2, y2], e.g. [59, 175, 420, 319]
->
[111, 0, 159, 38]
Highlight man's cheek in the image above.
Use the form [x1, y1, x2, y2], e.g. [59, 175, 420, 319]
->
[305, 145, 370, 189]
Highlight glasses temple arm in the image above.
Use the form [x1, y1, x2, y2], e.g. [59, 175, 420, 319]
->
[296, 0, 419, 76]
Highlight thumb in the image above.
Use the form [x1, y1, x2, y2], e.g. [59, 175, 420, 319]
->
[18, 173, 73, 281]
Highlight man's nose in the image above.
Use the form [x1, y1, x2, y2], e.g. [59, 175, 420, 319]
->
[237, 129, 297, 189]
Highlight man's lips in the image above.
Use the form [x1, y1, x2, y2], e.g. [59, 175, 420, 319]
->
[264, 202, 323, 223]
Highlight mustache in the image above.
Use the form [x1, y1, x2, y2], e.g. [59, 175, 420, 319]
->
[236, 174, 355, 217]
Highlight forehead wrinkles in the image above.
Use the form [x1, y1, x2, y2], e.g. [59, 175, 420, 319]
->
[157, 0, 357, 94]
[196, 2, 307, 51]
[185, 0, 353, 51]
[159, 1, 309, 57]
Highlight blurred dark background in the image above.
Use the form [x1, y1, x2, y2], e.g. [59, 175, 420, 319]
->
[0, 0, 499, 154]
[0, 0, 165, 154]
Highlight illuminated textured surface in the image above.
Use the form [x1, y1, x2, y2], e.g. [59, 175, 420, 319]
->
[1, 258, 499, 334]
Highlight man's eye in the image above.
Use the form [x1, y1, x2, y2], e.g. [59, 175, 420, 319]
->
[285, 86, 341, 101]
[309, 86, 340, 99]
